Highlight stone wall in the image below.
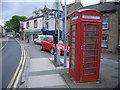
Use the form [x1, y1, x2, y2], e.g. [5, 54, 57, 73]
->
[102, 12, 118, 53]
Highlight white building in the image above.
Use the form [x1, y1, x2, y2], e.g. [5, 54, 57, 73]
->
[21, 1, 63, 41]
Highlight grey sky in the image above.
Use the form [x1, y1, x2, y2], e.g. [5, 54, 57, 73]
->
[1, 2, 54, 25]
[1, 0, 115, 25]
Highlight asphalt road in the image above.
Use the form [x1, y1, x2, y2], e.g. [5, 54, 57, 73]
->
[2, 37, 22, 88]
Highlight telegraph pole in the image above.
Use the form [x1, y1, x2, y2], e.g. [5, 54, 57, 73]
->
[53, 0, 61, 66]
[64, 0, 67, 67]
[56, 0, 61, 66]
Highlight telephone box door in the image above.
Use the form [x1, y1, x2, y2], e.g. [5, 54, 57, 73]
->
[80, 22, 102, 82]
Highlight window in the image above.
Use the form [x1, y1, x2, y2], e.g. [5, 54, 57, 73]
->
[26, 22, 29, 29]
[44, 37, 48, 41]
[102, 35, 108, 48]
[102, 17, 109, 30]
[34, 20, 38, 28]
[46, 22, 49, 29]
[47, 38, 52, 42]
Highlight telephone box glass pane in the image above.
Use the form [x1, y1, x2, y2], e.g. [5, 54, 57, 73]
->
[83, 57, 96, 62]
[84, 31, 97, 37]
[72, 25, 76, 30]
[71, 48, 75, 54]
[85, 25, 97, 30]
[72, 37, 75, 42]
[72, 31, 75, 37]
[72, 25, 76, 42]
[72, 43, 75, 48]
[71, 55, 75, 70]
[84, 51, 97, 56]
[86, 44, 97, 49]
[83, 63, 96, 68]
[83, 69, 96, 74]
[85, 38, 97, 43]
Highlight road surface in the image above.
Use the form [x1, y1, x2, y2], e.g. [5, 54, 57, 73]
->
[2, 37, 22, 88]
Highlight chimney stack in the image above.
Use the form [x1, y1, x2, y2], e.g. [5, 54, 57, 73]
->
[75, 0, 81, 3]
[100, 0, 106, 3]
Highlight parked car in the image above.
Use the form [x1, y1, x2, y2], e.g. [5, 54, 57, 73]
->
[34, 35, 52, 45]
[40, 36, 70, 55]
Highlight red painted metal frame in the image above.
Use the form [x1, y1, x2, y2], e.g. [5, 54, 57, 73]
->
[69, 9, 102, 82]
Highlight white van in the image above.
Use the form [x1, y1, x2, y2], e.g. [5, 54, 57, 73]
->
[34, 35, 53, 45]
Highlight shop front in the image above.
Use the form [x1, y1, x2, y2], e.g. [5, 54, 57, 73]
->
[23, 30, 42, 41]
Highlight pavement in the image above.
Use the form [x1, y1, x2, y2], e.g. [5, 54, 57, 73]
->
[19, 39, 119, 89]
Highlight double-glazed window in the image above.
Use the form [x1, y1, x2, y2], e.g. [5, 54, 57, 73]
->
[34, 20, 38, 28]
[102, 17, 109, 30]
[102, 35, 108, 48]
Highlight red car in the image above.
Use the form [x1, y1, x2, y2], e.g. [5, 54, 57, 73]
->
[40, 36, 70, 55]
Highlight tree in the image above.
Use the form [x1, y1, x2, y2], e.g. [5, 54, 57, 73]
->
[4, 16, 27, 32]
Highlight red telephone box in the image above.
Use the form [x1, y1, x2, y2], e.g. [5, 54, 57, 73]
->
[69, 9, 102, 82]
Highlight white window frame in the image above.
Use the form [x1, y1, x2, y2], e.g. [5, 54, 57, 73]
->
[26, 22, 29, 29]
[102, 17, 109, 30]
[102, 35, 108, 48]
[34, 20, 38, 28]
[45, 22, 49, 30]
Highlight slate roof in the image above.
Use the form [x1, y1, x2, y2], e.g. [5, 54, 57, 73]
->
[24, 15, 44, 22]
[78, 2, 117, 13]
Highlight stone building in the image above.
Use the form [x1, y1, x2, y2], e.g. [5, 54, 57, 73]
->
[66, 0, 120, 53]
[77, 1, 120, 53]
[115, 1, 120, 49]
[63, 0, 83, 44]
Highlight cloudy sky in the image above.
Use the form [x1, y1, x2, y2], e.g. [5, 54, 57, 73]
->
[1, 0, 115, 25]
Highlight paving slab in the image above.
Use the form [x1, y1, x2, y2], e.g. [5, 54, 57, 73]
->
[27, 74, 67, 88]
[29, 58, 56, 72]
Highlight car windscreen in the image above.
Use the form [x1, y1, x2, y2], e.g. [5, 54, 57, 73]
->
[39, 36, 45, 40]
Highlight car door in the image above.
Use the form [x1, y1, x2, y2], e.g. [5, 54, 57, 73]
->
[42, 37, 48, 49]
[47, 38, 53, 50]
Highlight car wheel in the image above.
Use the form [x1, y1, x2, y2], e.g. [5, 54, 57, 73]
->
[50, 48, 55, 55]
[40, 45, 43, 50]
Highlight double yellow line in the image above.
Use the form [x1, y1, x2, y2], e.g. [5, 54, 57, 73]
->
[7, 40, 26, 89]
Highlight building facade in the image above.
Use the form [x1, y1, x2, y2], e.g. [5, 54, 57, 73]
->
[64, 0, 83, 44]
[22, 16, 43, 41]
[78, 1, 120, 53]
[20, 4, 63, 41]
[65, 1, 119, 53]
